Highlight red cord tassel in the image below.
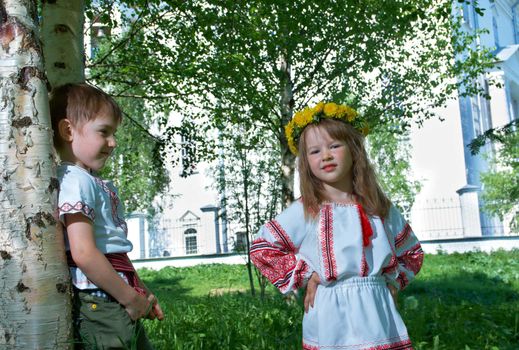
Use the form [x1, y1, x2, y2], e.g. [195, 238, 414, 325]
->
[357, 204, 373, 247]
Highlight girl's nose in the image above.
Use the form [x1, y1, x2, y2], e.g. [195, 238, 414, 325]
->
[322, 151, 333, 161]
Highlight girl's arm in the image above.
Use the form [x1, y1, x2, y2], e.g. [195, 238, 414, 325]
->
[384, 205, 424, 290]
[65, 213, 151, 320]
[250, 202, 315, 294]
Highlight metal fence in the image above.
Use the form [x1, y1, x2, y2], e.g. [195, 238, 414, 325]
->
[410, 197, 506, 240]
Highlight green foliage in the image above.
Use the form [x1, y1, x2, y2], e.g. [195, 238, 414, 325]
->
[481, 131, 519, 232]
[85, 0, 496, 202]
[367, 123, 422, 216]
[138, 250, 519, 349]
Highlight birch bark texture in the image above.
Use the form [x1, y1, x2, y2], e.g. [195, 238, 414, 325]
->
[41, 0, 85, 88]
[0, 0, 72, 348]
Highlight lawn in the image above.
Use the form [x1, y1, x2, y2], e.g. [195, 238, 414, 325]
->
[138, 249, 519, 350]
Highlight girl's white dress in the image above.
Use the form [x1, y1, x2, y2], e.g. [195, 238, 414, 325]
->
[251, 200, 424, 350]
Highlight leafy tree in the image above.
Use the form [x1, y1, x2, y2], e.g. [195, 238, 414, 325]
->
[367, 124, 422, 218]
[211, 123, 282, 297]
[88, 0, 495, 207]
[481, 131, 519, 232]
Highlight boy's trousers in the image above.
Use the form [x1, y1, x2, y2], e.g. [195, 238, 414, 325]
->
[72, 290, 154, 350]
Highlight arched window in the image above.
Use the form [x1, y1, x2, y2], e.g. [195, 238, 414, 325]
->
[184, 228, 198, 255]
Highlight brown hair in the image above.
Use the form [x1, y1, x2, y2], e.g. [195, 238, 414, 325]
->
[49, 83, 122, 148]
[297, 118, 390, 219]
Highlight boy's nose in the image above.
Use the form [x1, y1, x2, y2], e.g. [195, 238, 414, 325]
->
[108, 136, 117, 148]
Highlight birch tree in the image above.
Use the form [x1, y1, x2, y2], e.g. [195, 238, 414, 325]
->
[41, 0, 85, 87]
[0, 0, 72, 348]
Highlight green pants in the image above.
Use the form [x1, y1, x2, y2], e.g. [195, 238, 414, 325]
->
[73, 291, 154, 350]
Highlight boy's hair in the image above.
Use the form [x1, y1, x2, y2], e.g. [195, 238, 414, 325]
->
[298, 118, 391, 219]
[49, 83, 122, 148]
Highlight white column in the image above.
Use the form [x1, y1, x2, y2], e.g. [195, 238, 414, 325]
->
[456, 185, 482, 237]
[487, 71, 512, 128]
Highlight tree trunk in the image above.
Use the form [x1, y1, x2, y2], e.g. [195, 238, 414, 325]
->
[41, 0, 85, 88]
[0, 0, 72, 348]
[279, 53, 296, 207]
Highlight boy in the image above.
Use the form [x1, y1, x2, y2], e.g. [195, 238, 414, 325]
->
[50, 83, 164, 349]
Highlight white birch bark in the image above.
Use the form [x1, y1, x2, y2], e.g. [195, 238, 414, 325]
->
[41, 0, 85, 88]
[279, 54, 295, 207]
[0, 0, 72, 348]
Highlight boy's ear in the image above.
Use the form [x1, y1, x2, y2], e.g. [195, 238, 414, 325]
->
[58, 119, 74, 142]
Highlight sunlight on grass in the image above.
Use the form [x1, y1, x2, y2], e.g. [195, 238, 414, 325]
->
[139, 250, 519, 350]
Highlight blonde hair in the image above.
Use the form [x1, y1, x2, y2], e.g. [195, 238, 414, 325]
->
[297, 118, 390, 219]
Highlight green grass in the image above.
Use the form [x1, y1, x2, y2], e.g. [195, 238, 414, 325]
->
[138, 249, 519, 350]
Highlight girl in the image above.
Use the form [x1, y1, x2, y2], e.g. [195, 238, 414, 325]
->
[250, 102, 423, 350]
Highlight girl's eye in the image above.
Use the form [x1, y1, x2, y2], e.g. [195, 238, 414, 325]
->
[309, 149, 319, 155]
[331, 144, 341, 149]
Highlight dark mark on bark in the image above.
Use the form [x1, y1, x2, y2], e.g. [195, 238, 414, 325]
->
[56, 283, 68, 293]
[1, 250, 11, 260]
[48, 177, 59, 192]
[12, 116, 32, 128]
[42, 211, 56, 225]
[18, 66, 44, 91]
[54, 24, 69, 34]
[4, 331, 10, 342]
[25, 219, 31, 240]
[16, 281, 30, 293]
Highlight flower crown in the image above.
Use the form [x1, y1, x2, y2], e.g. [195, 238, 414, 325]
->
[284, 101, 369, 155]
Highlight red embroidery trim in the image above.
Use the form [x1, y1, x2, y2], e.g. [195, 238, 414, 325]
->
[302, 342, 319, 350]
[250, 235, 297, 293]
[360, 250, 369, 277]
[357, 204, 373, 247]
[398, 243, 424, 275]
[365, 338, 413, 350]
[93, 177, 128, 234]
[59, 201, 95, 221]
[395, 223, 412, 249]
[320, 204, 337, 281]
[265, 220, 296, 252]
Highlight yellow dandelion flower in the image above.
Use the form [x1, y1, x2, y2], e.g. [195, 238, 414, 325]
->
[323, 102, 339, 117]
[313, 102, 325, 114]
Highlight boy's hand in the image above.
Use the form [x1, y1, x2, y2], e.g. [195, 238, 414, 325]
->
[145, 294, 165, 321]
[124, 292, 152, 321]
[304, 272, 321, 313]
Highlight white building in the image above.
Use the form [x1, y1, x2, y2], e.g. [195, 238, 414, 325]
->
[409, 0, 519, 240]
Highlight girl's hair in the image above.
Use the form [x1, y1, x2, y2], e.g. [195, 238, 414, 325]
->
[297, 118, 390, 219]
[49, 83, 122, 148]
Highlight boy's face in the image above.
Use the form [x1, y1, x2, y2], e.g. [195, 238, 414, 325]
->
[68, 109, 119, 172]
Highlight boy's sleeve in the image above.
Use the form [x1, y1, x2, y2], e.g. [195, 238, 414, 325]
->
[383, 205, 424, 291]
[250, 201, 314, 294]
[58, 169, 97, 223]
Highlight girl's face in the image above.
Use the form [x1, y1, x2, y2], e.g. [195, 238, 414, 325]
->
[67, 109, 119, 172]
[304, 125, 354, 194]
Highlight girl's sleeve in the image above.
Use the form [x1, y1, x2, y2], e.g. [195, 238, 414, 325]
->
[250, 201, 314, 294]
[58, 169, 97, 224]
[383, 205, 424, 291]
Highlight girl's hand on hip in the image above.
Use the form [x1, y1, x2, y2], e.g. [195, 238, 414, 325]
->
[304, 272, 321, 313]
[387, 284, 398, 308]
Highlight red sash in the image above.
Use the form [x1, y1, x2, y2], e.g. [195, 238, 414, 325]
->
[67, 251, 146, 296]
